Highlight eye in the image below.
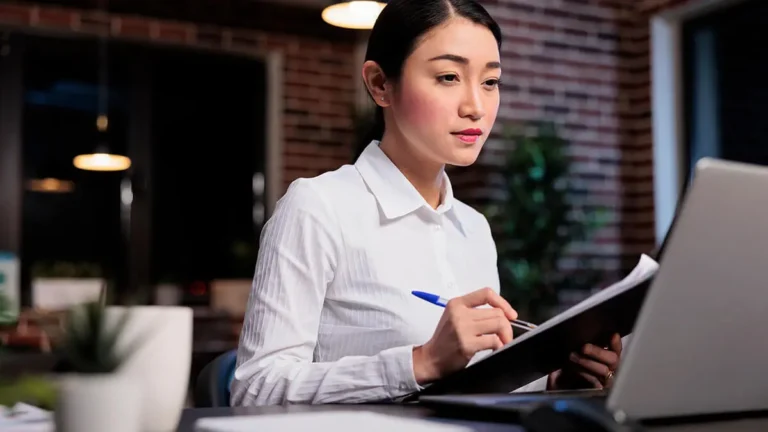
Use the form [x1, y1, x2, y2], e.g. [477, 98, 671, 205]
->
[483, 78, 501, 89]
[437, 74, 459, 84]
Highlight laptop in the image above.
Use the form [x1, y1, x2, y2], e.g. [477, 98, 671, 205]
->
[419, 158, 768, 422]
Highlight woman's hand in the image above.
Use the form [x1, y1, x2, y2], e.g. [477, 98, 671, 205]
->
[548, 333, 622, 390]
[412, 288, 517, 384]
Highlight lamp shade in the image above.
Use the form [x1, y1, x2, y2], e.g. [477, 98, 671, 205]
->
[322, 1, 386, 29]
[26, 178, 75, 193]
[73, 149, 131, 172]
[73, 114, 132, 172]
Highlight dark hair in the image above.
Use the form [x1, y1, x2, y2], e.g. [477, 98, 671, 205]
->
[358, 0, 502, 153]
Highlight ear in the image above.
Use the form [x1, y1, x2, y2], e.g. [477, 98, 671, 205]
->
[361, 60, 390, 107]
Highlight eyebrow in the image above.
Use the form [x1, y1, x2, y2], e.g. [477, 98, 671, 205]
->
[428, 54, 501, 69]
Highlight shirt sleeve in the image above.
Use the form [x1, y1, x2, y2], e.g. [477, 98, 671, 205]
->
[230, 179, 421, 406]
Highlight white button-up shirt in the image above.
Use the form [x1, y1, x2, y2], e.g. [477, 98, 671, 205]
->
[231, 141, 543, 406]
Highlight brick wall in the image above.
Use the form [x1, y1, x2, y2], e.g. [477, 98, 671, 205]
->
[0, 2, 358, 192]
[474, 0, 693, 279]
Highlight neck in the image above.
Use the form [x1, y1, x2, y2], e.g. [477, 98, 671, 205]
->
[378, 132, 445, 209]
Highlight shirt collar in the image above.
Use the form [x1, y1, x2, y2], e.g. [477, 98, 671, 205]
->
[355, 141, 456, 221]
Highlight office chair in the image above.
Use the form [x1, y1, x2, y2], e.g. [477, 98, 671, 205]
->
[194, 350, 237, 407]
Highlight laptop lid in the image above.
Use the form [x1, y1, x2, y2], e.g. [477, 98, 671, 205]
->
[606, 158, 768, 420]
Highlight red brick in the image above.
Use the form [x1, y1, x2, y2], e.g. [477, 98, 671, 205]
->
[0, 4, 31, 25]
[156, 21, 192, 43]
[36, 7, 76, 29]
[79, 10, 109, 34]
[116, 16, 152, 39]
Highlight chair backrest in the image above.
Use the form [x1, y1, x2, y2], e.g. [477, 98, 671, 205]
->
[193, 350, 237, 407]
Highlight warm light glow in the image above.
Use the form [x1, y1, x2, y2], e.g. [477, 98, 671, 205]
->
[321, 1, 386, 30]
[26, 178, 75, 193]
[73, 153, 132, 171]
[96, 114, 109, 132]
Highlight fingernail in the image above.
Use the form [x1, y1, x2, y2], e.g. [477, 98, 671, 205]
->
[569, 353, 578, 362]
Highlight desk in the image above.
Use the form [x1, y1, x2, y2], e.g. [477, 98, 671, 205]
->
[177, 404, 768, 432]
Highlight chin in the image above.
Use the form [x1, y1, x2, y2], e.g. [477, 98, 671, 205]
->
[447, 147, 482, 167]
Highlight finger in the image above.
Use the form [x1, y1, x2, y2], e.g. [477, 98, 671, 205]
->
[581, 344, 619, 370]
[570, 353, 611, 378]
[468, 306, 507, 321]
[578, 371, 604, 389]
[472, 316, 513, 345]
[547, 369, 562, 390]
[470, 334, 504, 353]
[610, 333, 622, 357]
[453, 288, 517, 320]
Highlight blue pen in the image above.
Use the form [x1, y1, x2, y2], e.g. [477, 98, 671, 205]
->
[411, 290, 538, 332]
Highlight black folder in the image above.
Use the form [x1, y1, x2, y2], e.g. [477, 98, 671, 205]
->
[404, 274, 655, 400]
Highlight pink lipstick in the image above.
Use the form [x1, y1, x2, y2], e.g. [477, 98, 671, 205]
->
[452, 128, 483, 144]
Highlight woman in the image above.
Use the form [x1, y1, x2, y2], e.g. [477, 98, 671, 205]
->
[231, 0, 622, 406]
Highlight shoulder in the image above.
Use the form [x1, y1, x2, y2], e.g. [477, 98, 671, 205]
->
[274, 164, 368, 220]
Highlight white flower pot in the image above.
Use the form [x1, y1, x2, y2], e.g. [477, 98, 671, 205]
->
[31, 278, 104, 311]
[55, 373, 141, 432]
[108, 306, 193, 432]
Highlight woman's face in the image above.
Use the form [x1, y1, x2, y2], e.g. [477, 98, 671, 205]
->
[389, 17, 501, 167]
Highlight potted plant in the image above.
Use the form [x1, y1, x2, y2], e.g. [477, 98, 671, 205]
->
[485, 122, 609, 322]
[53, 300, 142, 432]
[30, 261, 105, 311]
[0, 290, 13, 326]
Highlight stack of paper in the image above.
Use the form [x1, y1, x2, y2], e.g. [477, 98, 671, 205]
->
[0, 403, 52, 432]
[195, 411, 473, 432]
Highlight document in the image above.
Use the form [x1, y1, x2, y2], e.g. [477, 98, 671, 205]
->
[470, 253, 659, 366]
[0, 403, 53, 432]
[195, 411, 473, 432]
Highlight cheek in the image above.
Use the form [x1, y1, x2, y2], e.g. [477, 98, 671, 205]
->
[396, 84, 451, 131]
[485, 95, 500, 123]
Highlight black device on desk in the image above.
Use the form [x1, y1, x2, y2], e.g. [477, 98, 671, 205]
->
[420, 392, 641, 432]
[415, 158, 768, 426]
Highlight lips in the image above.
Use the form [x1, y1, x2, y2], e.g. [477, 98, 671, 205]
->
[453, 128, 483, 136]
[451, 128, 483, 144]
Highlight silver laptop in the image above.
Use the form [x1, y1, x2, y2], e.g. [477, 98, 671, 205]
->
[421, 157, 768, 421]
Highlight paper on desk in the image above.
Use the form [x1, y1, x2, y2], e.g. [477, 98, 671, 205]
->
[468, 254, 659, 366]
[0, 403, 53, 432]
[195, 411, 473, 432]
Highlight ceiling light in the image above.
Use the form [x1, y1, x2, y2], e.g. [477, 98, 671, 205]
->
[73, 114, 132, 172]
[26, 178, 75, 193]
[322, 1, 386, 30]
[73, 151, 132, 172]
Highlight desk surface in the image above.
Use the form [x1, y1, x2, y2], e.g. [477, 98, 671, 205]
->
[177, 404, 768, 432]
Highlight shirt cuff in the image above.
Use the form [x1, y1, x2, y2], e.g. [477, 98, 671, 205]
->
[379, 344, 422, 397]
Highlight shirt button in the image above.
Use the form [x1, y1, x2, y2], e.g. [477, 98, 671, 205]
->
[433, 224, 441, 231]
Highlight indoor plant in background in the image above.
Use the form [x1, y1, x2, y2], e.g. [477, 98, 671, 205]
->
[54, 294, 194, 432]
[485, 122, 609, 323]
[30, 261, 105, 311]
[54, 299, 142, 432]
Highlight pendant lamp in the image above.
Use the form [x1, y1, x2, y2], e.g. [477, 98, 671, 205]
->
[73, 114, 131, 172]
[26, 178, 75, 193]
[321, 1, 386, 30]
[73, 2, 131, 172]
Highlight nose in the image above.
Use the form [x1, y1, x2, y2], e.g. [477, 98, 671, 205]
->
[458, 86, 486, 121]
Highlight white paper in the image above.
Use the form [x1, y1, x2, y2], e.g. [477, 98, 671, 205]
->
[468, 254, 659, 366]
[0, 403, 53, 432]
[195, 411, 473, 432]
